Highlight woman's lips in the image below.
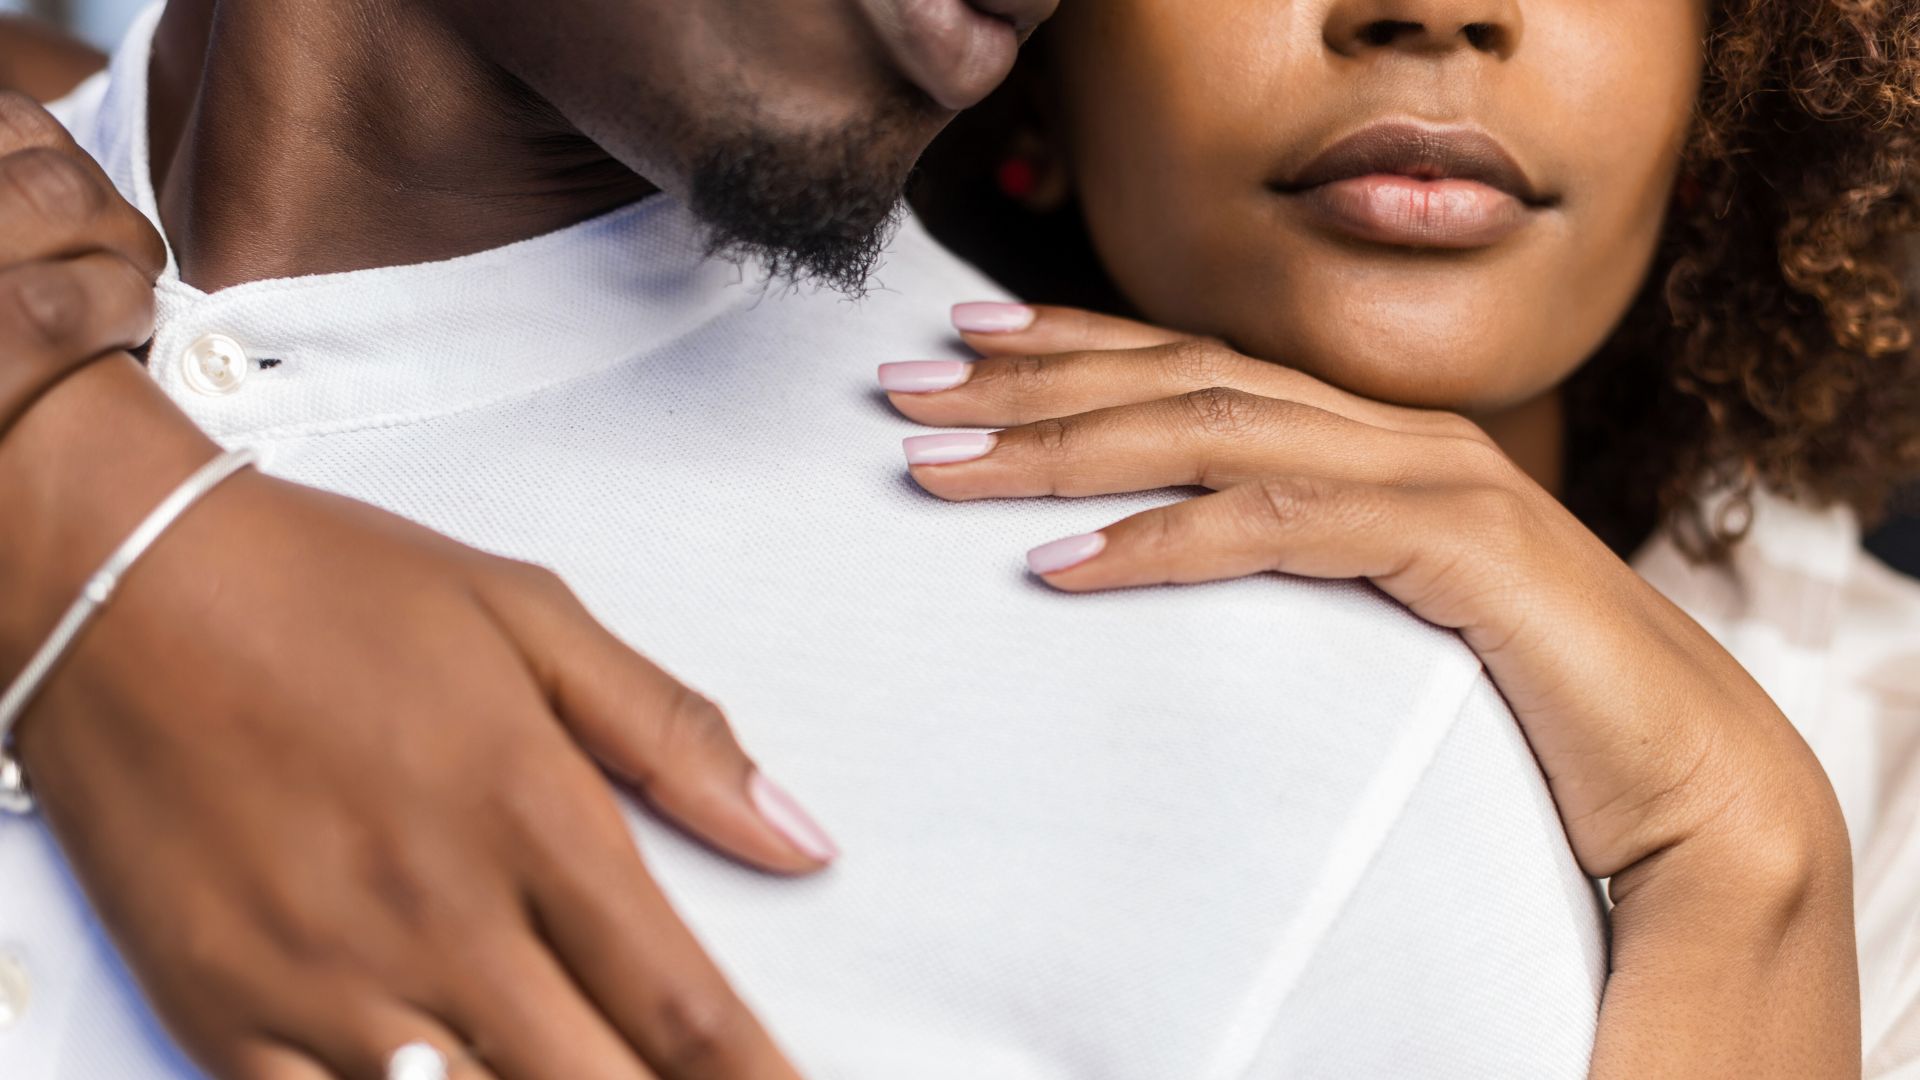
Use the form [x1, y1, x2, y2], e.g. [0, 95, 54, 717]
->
[872, 0, 1055, 111]
[1272, 123, 1554, 250]
[1298, 175, 1530, 249]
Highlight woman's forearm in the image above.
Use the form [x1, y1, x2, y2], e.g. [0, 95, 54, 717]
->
[1594, 801, 1859, 1079]
[896, 305, 1867, 1077]
[0, 355, 217, 670]
[0, 83, 187, 670]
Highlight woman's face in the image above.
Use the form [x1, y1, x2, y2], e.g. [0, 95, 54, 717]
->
[1043, 0, 1707, 412]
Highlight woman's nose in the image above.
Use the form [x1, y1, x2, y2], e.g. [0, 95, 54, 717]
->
[1322, 0, 1523, 59]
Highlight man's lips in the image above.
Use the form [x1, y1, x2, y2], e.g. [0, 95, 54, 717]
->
[1271, 123, 1556, 249]
[871, 0, 1058, 111]
[964, 0, 1056, 32]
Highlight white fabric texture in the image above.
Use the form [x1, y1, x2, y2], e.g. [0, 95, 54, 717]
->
[0, 5, 1607, 1077]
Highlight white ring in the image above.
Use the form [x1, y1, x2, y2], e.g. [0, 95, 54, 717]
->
[386, 1041, 449, 1080]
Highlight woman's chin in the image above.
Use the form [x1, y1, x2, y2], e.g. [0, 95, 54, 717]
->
[1131, 261, 1608, 417]
[1229, 323, 1577, 416]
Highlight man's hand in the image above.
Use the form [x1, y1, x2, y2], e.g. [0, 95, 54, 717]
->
[0, 92, 829, 1080]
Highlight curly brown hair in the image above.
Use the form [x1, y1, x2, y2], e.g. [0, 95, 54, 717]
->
[1566, 0, 1920, 556]
[911, 1, 1920, 559]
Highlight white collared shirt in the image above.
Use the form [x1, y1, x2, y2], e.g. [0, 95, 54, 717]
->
[1, 5, 1608, 1077]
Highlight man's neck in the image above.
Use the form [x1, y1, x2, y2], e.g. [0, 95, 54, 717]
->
[148, 0, 655, 292]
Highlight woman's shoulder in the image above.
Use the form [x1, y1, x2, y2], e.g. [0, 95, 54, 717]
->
[1632, 486, 1910, 653]
[1630, 485, 1917, 777]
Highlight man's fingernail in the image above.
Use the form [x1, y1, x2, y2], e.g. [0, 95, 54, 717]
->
[879, 360, 972, 393]
[750, 772, 840, 862]
[952, 302, 1036, 334]
[1027, 532, 1108, 575]
[904, 432, 997, 466]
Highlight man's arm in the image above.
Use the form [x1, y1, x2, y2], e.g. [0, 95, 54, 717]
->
[0, 15, 103, 102]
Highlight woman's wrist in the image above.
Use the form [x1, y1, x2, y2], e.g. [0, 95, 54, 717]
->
[1597, 774, 1858, 1077]
[0, 355, 218, 669]
[1612, 812, 1851, 953]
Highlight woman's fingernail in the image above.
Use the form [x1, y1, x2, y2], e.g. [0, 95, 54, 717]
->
[878, 360, 972, 393]
[903, 432, 997, 466]
[1027, 532, 1108, 575]
[750, 772, 840, 862]
[952, 302, 1036, 334]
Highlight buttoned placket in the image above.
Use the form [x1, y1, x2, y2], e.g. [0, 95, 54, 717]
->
[177, 332, 253, 396]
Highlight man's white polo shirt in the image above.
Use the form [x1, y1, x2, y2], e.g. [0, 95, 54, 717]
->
[2, 5, 1606, 1077]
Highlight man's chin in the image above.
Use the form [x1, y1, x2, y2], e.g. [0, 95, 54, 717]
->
[685, 108, 929, 297]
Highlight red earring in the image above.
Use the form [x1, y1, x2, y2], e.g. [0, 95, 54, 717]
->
[1674, 172, 1703, 212]
[996, 155, 1041, 201]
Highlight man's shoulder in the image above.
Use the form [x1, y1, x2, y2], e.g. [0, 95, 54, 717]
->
[703, 209, 1012, 361]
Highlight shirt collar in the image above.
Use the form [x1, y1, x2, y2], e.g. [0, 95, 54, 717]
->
[83, 1, 764, 441]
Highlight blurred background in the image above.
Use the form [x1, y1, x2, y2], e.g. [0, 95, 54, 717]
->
[1, 0, 144, 50]
[9, 0, 1920, 579]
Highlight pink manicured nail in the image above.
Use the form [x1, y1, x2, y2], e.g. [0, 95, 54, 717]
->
[952, 302, 1036, 334]
[750, 772, 840, 862]
[903, 432, 997, 466]
[878, 360, 972, 393]
[1027, 532, 1108, 575]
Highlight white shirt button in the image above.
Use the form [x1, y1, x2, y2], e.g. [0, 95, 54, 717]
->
[180, 333, 251, 396]
[0, 948, 29, 1030]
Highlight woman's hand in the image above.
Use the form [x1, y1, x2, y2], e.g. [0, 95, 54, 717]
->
[11, 454, 831, 1080]
[0, 91, 165, 438]
[0, 92, 828, 1080]
[884, 302, 1860, 1079]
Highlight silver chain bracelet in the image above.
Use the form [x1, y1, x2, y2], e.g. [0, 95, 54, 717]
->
[0, 446, 261, 814]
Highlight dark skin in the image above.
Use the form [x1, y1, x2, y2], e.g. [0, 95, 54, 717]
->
[145, 0, 943, 290]
[0, 0, 1053, 1077]
[143, 0, 652, 290]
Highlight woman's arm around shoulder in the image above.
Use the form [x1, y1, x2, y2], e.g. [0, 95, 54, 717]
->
[885, 302, 1861, 1078]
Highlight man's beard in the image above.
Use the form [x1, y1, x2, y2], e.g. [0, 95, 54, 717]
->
[685, 108, 925, 298]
